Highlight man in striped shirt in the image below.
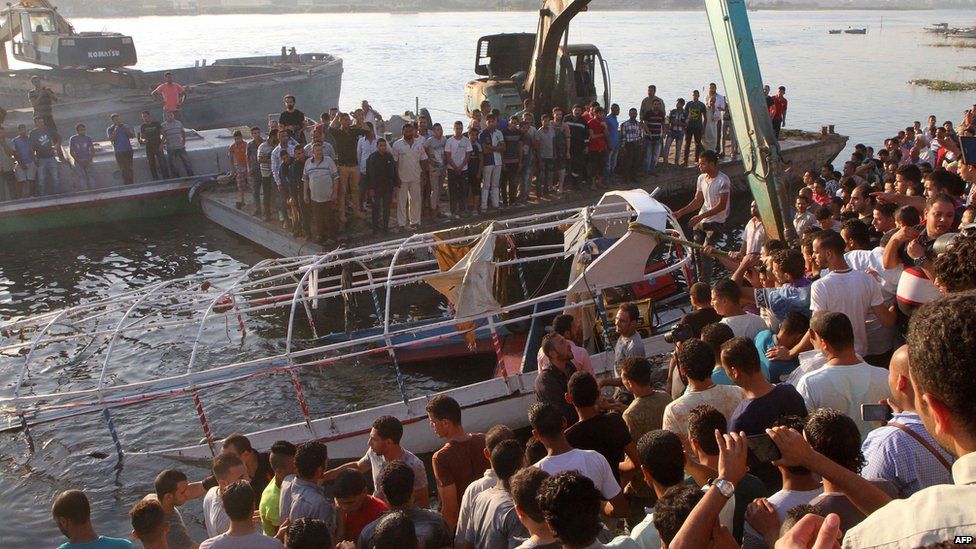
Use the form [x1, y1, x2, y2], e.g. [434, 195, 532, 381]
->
[620, 108, 642, 183]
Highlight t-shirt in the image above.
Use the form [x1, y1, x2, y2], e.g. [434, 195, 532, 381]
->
[461, 486, 528, 548]
[537, 126, 556, 159]
[502, 127, 522, 164]
[106, 124, 134, 153]
[741, 487, 824, 549]
[686, 100, 707, 128]
[364, 448, 428, 503]
[342, 495, 388, 542]
[140, 121, 163, 147]
[720, 313, 768, 340]
[565, 412, 633, 482]
[391, 138, 428, 182]
[796, 362, 891, 440]
[809, 269, 884, 357]
[537, 448, 621, 500]
[643, 112, 664, 141]
[28, 128, 57, 158]
[423, 134, 447, 168]
[303, 156, 339, 202]
[622, 392, 671, 444]
[57, 537, 133, 549]
[28, 88, 55, 116]
[809, 480, 897, 533]
[605, 114, 620, 147]
[444, 135, 473, 171]
[356, 508, 452, 549]
[754, 330, 799, 383]
[162, 120, 186, 150]
[479, 128, 503, 166]
[457, 469, 498, 546]
[278, 475, 335, 530]
[12, 135, 33, 165]
[259, 480, 282, 536]
[142, 494, 194, 549]
[614, 333, 644, 364]
[199, 530, 283, 549]
[152, 82, 185, 112]
[278, 109, 306, 134]
[696, 171, 731, 224]
[662, 384, 745, 437]
[587, 117, 608, 152]
[229, 141, 248, 167]
[69, 134, 94, 161]
[431, 433, 490, 499]
[679, 307, 722, 338]
[742, 218, 768, 256]
[730, 384, 807, 492]
[203, 486, 230, 538]
[754, 280, 812, 325]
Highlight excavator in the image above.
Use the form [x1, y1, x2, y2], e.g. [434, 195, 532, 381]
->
[464, 0, 793, 241]
[0, 0, 136, 70]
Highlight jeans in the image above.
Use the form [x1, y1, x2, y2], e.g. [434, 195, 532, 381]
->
[519, 150, 535, 201]
[606, 143, 621, 179]
[773, 118, 782, 138]
[684, 126, 704, 164]
[447, 168, 467, 215]
[167, 148, 194, 177]
[372, 185, 392, 231]
[501, 162, 519, 206]
[643, 139, 662, 173]
[692, 221, 724, 284]
[253, 175, 274, 216]
[537, 158, 553, 197]
[663, 133, 683, 165]
[623, 141, 641, 181]
[481, 164, 501, 210]
[37, 156, 59, 195]
[116, 150, 134, 184]
[75, 161, 96, 190]
[146, 145, 170, 180]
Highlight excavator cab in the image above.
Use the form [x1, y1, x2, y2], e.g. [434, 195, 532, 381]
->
[1, 3, 136, 69]
[558, 45, 610, 110]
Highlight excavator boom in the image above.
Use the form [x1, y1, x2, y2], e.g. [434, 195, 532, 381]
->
[704, 0, 791, 240]
[524, 0, 593, 114]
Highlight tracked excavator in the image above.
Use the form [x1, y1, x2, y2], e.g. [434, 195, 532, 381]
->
[0, 0, 136, 69]
[464, 0, 794, 240]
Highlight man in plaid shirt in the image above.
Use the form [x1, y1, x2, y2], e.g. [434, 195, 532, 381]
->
[620, 108, 642, 182]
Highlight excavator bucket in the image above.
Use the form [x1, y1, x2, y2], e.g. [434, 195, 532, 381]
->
[704, 0, 793, 241]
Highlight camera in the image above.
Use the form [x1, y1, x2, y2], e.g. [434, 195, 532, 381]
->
[663, 323, 694, 344]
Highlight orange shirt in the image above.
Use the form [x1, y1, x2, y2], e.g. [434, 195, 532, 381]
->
[343, 495, 388, 541]
[229, 142, 248, 166]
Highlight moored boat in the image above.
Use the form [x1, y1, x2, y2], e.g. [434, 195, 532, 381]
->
[0, 189, 694, 462]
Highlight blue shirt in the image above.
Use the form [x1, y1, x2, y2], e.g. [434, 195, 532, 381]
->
[106, 124, 134, 152]
[69, 134, 94, 160]
[754, 279, 812, 322]
[755, 330, 799, 383]
[605, 114, 620, 148]
[861, 411, 955, 498]
[58, 536, 133, 549]
[11, 135, 33, 164]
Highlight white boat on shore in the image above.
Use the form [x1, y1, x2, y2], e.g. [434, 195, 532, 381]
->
[1, 189, 694, 462]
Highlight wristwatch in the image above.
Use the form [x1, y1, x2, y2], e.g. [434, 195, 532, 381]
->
[712, 478, 736, 499]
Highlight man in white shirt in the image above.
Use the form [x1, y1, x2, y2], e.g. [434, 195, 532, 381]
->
[202, 454, 249, 538]
[444, 120, 473, 219]
[673, 150, 731, 284]
[712, 278, 768, 340]
[528, 401, 628, 519]
[302, 142, 339, 245]
[767, 230, 895, 363]
[200, 482, 282, 549]
[391, 123, 428, 230]
[356, 124, 378, 179]
[795, 311, 891, 440]
[663, 339, 745, 436]
[793, 194, 818, 239]
[737, 202, 768, 258]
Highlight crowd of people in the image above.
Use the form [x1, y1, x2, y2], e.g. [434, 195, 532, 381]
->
[49, 103, 976, 549]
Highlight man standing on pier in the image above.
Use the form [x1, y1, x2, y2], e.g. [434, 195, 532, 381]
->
[151, 72, 187, 121]
[139, 111, 169, 181]
[683, 90, 706, 166]
[672, 150, 730, 284]
[332, 112, 368, 229]
[392, 123, 427, 231]
[279, 95, 307, 146]
[303, 141, 340, 245]
[771, 86, 788, 138]
[30, 116, 60, 194]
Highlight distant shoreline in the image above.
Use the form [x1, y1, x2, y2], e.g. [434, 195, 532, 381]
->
[62, 5, 964, 19]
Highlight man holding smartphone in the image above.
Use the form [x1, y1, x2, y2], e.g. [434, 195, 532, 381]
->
[860, 345, 954, 498]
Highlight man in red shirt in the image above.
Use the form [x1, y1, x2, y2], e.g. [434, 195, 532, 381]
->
[771, 86, 788, 138]
[334, 470, 388, 543]
[586, 107, 609, 189]
[151, 72, 187, 120]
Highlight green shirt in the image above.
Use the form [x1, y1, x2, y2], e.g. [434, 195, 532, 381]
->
[259, 479, 282, 536]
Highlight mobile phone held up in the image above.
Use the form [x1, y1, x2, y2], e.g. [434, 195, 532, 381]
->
[861, 403, 893, 423]
[747, 433, 782, 464]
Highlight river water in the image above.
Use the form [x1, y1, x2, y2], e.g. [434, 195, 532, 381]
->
[2, 8, 973, 546]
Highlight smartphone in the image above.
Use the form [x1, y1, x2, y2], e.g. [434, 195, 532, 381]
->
[861, 403, 893, 422]
[747, 433, 782, 464]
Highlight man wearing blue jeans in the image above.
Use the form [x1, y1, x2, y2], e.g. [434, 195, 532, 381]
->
[663, 99, 687, 167]
[28, 116, 59, 194]
[605, 104, 621, 181]
[642, 102, 665, 175]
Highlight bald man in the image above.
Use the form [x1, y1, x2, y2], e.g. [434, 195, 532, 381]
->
[860, 345, 953, 497]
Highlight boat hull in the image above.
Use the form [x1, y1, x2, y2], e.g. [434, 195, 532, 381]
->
[0, 178, 196, 235]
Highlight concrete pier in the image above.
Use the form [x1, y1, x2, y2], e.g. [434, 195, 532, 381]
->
[199, 131, 847, 257]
